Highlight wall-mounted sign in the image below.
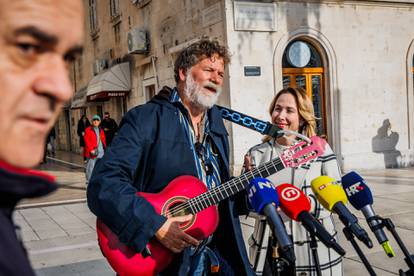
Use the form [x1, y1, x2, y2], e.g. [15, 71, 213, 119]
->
[244, 66, 261, 77]
[87, 91, 129, 102]
[234, 2, 277, 32]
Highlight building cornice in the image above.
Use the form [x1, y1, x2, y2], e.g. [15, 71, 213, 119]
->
[272, 0, 414, 8]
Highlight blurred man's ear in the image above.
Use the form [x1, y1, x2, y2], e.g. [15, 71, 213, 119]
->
[178, 68, 187, 82]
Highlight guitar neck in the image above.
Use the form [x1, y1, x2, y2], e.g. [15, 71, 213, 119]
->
[188, 156, 286, 214]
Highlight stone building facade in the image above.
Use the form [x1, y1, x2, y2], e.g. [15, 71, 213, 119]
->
[57, 0, 414, 172]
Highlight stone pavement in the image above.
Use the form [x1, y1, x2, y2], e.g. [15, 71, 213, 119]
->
[19, 151, 86, 208]
[15, 151, 114, 275]
[15, 203, 113, 275]
[15, 151, 414, 275]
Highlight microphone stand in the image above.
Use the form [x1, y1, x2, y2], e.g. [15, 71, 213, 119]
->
[342, 226, 377, 276]
[309, 232, 322, 276]
[374, 216, 414, 276]
[270, 238, 296, 276]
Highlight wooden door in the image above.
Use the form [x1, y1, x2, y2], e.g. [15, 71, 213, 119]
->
[282, 67, 326, 137]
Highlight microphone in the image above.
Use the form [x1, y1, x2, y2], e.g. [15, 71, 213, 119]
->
[276, 183, 346, 256]
[248, 178, 295, 263]
[311, 176, 373, 248]
[342, 171, 396, 257]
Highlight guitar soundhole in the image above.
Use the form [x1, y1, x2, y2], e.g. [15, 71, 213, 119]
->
[163, 196, 192, 218]
[162, 197, 195, 231]
[167, 202, 190, 217]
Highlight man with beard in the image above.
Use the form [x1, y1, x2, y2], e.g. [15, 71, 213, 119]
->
[87, 39, 254, 275]
[0, 0, 84, 275]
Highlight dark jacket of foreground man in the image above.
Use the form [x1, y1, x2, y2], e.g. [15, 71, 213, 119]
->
[0, 162, 56, 276]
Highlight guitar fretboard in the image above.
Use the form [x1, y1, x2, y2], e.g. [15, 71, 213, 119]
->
[187, 156, 286, 214]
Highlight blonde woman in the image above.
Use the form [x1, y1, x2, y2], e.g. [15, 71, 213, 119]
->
[244, 87, 343, 276]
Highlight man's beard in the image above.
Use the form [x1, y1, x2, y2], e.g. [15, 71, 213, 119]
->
[183, 72, 222, 110]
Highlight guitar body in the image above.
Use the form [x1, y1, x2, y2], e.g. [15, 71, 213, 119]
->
[96, 175, 219, 276]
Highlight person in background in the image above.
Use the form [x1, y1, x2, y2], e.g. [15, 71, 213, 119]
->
[0, 0, 84, 275]
[244, 87, 343, 276]
[87, 39, 255, 275]
[42, 127, 56, 163]
[100, 111, 118, 146]
[84, 115, 106, 183]
[77, 114, 90, 160]
[47, 127, 56, 157]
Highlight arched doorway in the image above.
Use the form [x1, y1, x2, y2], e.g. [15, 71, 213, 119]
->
[282, 40, 327, 138]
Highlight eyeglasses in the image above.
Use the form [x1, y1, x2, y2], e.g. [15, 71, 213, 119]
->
[194, 142, 213, 176]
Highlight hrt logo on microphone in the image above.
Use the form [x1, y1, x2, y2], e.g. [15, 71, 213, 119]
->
[280, 186, 300, 201]
[345, 182, 364, 196]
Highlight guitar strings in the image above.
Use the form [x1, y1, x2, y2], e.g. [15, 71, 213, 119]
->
[168, 158, 283, 216]
[168, 142, 320, 216]
[168, 161, 279, 216]
[167, 157, 285, 217]
[197, 156, 284, 204]
[193, 162, 276, 208]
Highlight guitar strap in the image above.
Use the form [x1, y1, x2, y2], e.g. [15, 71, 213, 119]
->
[216, 105, 283, 138]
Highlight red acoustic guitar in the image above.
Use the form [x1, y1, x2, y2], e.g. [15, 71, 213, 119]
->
[96, 136, 327, 276]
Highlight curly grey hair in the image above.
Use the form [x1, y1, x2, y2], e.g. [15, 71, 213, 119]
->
[173, 38, 231, 83]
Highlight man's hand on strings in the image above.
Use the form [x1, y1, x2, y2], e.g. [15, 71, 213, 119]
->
[155, 215, 200, 253]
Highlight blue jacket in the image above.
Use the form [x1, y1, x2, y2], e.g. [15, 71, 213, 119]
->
[87, 87, 254, 275]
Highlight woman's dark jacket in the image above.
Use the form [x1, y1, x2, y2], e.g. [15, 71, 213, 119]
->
[0, 162, 56, 276]
[77, 118, 90, 147]
[87, 87, 254, 275]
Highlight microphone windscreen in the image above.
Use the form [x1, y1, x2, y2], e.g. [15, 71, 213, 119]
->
[311, 176, 348, 211]
[276, 183, 310, 221]
[342, 171, 373, 210]
[248, 178, 279, 214]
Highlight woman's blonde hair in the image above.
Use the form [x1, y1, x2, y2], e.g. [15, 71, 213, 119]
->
[263, 87, 317, 142]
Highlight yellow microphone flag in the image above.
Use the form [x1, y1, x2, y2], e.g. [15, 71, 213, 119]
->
[311, 176, 348, 212]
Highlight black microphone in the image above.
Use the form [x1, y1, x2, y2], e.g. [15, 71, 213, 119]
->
[311, 176, 373, 248]
[276, 183, 346, 256]
[248, 178, 295, 264]
[342, 171, 395, 257]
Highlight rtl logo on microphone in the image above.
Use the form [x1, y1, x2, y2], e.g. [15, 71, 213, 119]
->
[317, 181, 334, 191]
[345, 182, 365, 196]
[280, 186, 300, 201]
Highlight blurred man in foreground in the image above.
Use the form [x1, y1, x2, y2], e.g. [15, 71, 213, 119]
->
[0, 0, 84, 274]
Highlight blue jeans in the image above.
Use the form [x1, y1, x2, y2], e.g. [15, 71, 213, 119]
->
[85, 158, 98, 182]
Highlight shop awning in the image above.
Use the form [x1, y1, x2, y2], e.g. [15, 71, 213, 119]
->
[71, 87, 87, 109]
[86, 62, 131, 102]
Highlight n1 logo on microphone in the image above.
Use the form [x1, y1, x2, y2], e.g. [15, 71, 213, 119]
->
[248, 178, 275, 199]
[345, 181, 365, 197]
[280, 186, 301, 201]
